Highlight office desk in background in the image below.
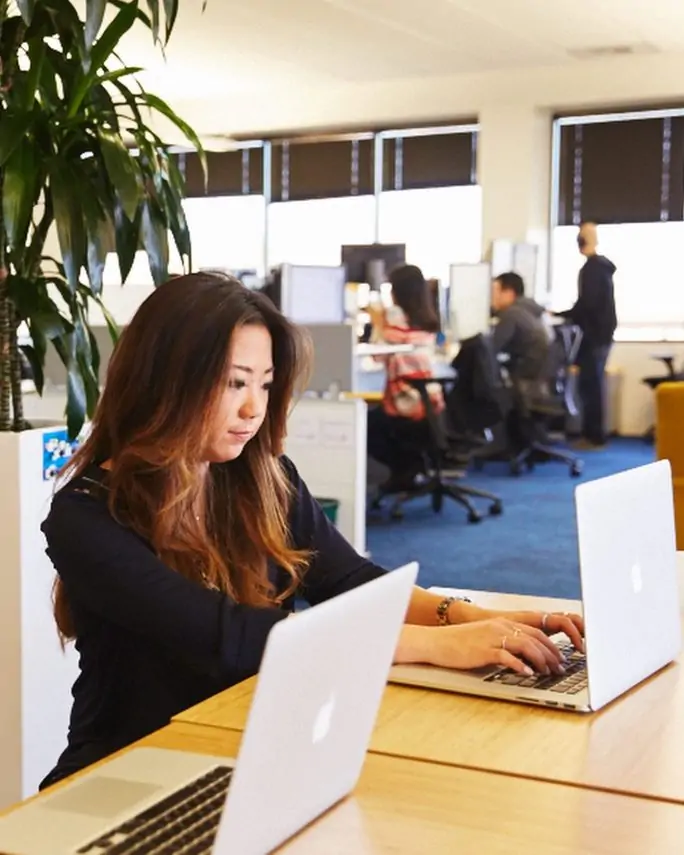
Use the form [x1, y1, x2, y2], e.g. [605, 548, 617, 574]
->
[174, 564, 684, 806]
[5, 723, 684, 854]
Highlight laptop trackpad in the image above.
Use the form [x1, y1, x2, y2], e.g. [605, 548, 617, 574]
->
[43, 777, 161, 819]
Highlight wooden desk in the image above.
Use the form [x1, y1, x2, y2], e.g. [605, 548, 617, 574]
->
[174, 569, 684, 806]
[10, 721, 684, 854]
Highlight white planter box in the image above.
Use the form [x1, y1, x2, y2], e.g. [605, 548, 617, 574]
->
[0, 422, 79, 809]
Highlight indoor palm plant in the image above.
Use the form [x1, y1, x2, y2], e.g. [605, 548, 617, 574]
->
[0, 0, 205, 437]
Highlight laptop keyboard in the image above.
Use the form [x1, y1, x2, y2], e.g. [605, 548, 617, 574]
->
[76, 765, 233, 855]
[483, 642, 588, 695]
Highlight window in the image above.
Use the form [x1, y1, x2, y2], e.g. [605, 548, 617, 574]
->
[551, 223, 684, 341]
[271, 138, 374, 201]
[267, 195, 376, 268]
[556, 114, 684, 225]
[382, 127, 477, 191]
[378, 185, 482, 286]
[183, 195, 266, 274]
[181, 147, 264, 197]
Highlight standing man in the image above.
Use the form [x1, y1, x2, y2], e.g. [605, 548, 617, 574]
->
[560, 221, 617, 449]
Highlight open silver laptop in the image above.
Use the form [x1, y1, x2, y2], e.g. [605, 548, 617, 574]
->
[0, 563, 418, 855]
[390, 461, 681, 713]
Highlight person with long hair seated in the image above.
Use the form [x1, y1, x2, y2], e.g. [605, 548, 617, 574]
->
[366, 264, 444, 492]
[40, 272, 583, 787]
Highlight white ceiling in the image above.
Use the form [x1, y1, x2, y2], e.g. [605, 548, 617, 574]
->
[116, 0, 684, 135]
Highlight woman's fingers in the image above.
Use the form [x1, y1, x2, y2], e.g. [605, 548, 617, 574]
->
[496, 648, 534, 675]
[520, 626, 566, 671]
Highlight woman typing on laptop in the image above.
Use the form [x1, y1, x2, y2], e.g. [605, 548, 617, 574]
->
[40, 273, 583, 788]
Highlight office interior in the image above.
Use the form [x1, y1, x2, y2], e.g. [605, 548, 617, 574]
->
[5, 1, 684, 848]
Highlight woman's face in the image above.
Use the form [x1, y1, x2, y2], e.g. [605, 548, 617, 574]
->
[203, 324, 273, 463]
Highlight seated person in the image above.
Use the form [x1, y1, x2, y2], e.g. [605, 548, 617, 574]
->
[39, 272, 583, 787]
[491, 272, 554, 448]
[491, 272, 552, 394]
[367, 264, 444, 492]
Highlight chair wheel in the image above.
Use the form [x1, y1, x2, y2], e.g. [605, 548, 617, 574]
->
[473, 458, 484, 471]
[489, 501, 503, 516]
[570, 462, 583, 477]
[510, 461, 523, 476]
[390, 507, 404, 521]
[431, 492, 443, 513]
[370, 497, 382, 510]
[525, 459, 535, 471]
[467, 511, 482, 524]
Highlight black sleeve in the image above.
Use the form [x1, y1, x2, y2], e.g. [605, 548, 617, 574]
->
[281, 456, 387, 605]
[568, 264, 606, 329]
[42, 489, 288, 684]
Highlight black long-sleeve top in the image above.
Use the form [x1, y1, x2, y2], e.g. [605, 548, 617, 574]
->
[563, 254, 618, 347]
[39, 457, 386, 788]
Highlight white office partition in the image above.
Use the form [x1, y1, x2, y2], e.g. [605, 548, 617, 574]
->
[284, 397, 367, 555]
[449, 262, 492, 340]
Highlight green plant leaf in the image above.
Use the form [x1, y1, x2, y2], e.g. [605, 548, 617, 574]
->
[22, 37, 46, 110]
[162, 178, 191, 269]
[49, 165, 86, 292]
[65, 356, 88, 438]
[67, 0, 138, 118]
[86, 221, 107, 296]
[2, 139, 41, 253]
[163, 0, 178, 43]
[108, 0, 153, 31]
[97, 65, 144, 86]
[97, 128, 141, 221]
[146, 0, 160, 45]
[91, 294, 120, 344]
[0, 113, 35, 167]
[84, 0, 106, 53]
[15, 0, 35, 25]
[142, 92, 207, 182]
[20, 343, 45, 395]
[114, 201, 141, 283]
[141, 198, 169, 286]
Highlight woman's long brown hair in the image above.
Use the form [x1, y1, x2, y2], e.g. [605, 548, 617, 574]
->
[54, 273, 312, 640]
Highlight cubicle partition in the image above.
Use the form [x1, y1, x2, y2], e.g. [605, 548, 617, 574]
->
[284, 396, 367, 555]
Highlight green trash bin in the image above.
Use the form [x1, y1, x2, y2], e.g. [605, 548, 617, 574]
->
[316, 497, 340, 525]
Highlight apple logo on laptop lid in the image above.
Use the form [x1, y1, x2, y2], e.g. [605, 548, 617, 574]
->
[312, 694, 336, 745]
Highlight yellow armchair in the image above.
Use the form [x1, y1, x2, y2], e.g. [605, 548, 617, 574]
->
[656, 382, 684, 550]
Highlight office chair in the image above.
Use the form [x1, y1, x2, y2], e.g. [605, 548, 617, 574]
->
[371, 376, 503, 524]
[473, 324, 584, 477]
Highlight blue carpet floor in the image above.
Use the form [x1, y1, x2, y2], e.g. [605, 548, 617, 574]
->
[366, 439, 655, 599]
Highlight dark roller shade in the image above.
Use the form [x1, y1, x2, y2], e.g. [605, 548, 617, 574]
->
[181, 148, 264, 197]
[382, 131, 477, 191]
[271, 138, 373, 201]
[556, 116, 684, 225]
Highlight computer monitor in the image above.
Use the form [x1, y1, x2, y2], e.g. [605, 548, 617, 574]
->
[280, 264, 347, 325]
[449, 262, 492, 341]
[341, 244, 406, 289]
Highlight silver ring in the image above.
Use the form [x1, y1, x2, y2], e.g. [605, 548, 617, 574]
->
[541, 613, 550, 631]
[513, 628, 522, 637]
[501, 636, 508, 651]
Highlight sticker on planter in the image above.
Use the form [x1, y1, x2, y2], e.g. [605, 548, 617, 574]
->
[42, 429, 79, 481]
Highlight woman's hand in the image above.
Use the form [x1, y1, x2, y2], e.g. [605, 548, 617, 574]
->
[453, 601, 585, 653]
[397, 619, 569, 676]
[495, 610, 585, 652]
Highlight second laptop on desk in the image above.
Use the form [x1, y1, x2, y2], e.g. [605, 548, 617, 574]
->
[0, 565, 418, 855]
[391, 460, 681, 713]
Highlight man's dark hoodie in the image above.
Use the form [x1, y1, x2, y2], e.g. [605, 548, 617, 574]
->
[566, 255, 617, 347]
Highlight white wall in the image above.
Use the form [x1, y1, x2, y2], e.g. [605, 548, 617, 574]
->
[609, 343, 684, 437]
[170, 52, 684, 138]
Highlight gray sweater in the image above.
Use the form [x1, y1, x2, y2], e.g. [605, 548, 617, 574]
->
[492, 297, 551, 380]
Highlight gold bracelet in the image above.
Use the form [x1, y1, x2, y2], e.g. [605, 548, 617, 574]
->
[436, 595, 472, 626]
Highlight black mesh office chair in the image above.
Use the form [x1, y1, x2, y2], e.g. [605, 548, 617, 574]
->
[371, 376, 503, 523]
[473, 323, 584, 477]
